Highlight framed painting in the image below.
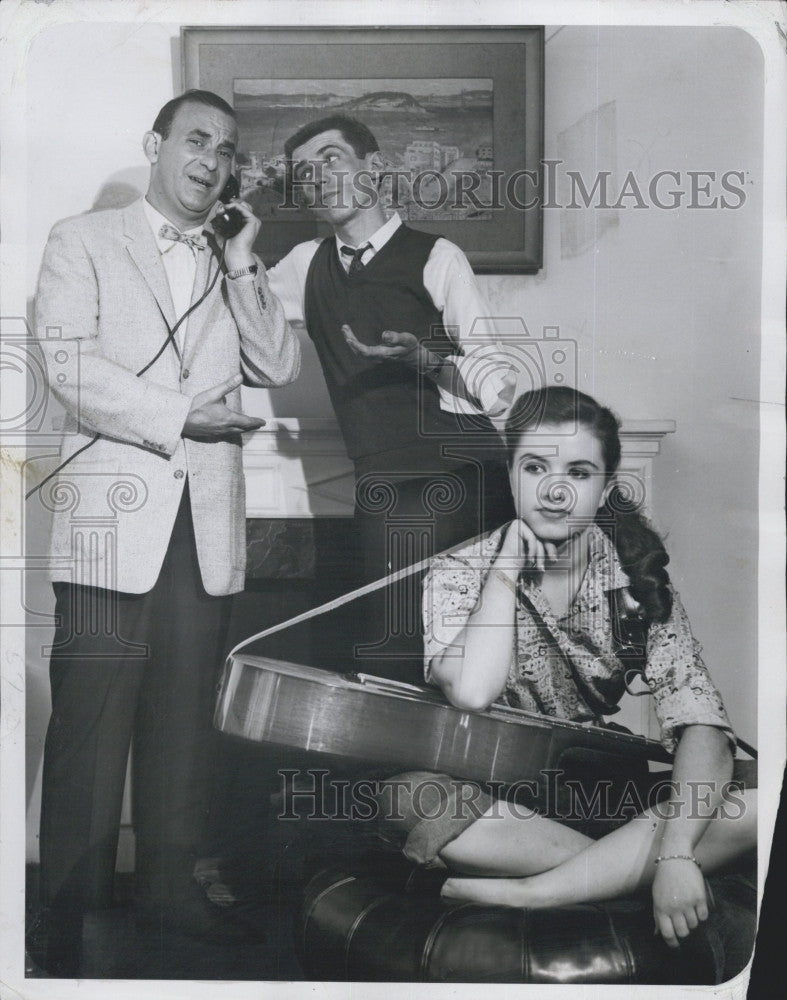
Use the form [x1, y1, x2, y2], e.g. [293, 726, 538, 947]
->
[182, 26, 544, 273]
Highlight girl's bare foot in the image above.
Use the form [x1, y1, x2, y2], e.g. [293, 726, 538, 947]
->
[441, 875, 536, 908]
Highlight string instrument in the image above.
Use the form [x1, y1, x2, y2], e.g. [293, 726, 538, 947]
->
[215, 655, 679, 786]
[214, 556, 757, 788]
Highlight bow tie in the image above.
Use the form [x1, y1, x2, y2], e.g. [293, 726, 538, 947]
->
[340, 242, 372, 275]
[159, 224, 207, 251]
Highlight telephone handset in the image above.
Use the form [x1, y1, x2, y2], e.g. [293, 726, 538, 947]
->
[212, 174, 246, 239]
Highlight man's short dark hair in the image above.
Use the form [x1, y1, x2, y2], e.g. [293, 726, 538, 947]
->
[283, 114, 380, 164]
[152, 90, 236, 140]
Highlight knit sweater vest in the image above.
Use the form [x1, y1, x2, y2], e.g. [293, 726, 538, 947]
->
[304, 224, 501, 473]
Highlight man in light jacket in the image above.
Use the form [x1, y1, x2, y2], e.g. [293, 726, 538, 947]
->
[30, 89, 300, 972]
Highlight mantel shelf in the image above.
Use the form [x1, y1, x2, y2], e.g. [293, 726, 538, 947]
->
[245, 417, 676, 440]
[243, 418, 675, 519]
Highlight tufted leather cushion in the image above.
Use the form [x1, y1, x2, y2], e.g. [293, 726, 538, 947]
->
[295, 848, 756, 984]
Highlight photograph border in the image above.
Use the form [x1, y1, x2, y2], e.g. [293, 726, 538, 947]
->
[1, 2, 785, 998]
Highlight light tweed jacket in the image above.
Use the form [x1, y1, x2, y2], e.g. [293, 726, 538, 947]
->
[34, 198, 300, 596]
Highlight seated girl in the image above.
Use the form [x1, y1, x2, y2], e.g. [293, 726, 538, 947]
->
[378, 386, 756, 950]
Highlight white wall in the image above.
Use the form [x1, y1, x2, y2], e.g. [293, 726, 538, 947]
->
[21, 22, 763, 858]
[510, 26, 762, 753]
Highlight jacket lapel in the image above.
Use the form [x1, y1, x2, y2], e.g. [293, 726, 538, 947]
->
[123, 200, 177, 330]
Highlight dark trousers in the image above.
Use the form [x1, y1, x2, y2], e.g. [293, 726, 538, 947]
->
[39, 488, 231, 915]
[350, 459, 515, 683]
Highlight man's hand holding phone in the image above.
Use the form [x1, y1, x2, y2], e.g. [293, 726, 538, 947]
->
[212, 175, 260, 268]
[182, 374, 265, 440]
[224, 201, 260, 271]
[217, 200, 260, 270]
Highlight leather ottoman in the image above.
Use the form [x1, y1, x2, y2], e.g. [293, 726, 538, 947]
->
[295, 847, 756, 984]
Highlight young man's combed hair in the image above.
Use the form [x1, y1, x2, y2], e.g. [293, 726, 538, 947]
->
[284, 114, 380, 161]
[284, 114, 380, 191]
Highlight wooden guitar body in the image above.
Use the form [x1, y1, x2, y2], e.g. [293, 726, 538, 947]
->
[215, 655, 676, 785]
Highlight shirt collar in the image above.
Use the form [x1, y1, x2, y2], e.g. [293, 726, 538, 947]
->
[585, 523, 631, 592]
[334, 211, 402, 259]
[143, 198, 206, 253]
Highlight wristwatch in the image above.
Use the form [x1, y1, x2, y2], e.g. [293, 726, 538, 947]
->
[226, 264, 259, 280]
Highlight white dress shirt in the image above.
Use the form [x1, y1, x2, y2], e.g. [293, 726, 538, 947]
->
[142, 199, 205, 348]
[266, 213, 512, 415]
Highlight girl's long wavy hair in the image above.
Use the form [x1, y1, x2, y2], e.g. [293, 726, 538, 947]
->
[504, 386, 673, 623]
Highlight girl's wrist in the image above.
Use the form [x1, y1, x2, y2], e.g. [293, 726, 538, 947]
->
[657, 826, 699, 857]
[498, 527, 529, 567]
[654, 854, 702, 869]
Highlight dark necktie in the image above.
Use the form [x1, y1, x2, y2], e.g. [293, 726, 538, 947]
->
[340, 242, 372, 276]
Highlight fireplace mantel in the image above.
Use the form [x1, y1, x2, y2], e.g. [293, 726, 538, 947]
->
[243, 417, 675, 518]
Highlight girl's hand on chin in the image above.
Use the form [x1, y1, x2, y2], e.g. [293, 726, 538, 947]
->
[500, 519, 557, 574]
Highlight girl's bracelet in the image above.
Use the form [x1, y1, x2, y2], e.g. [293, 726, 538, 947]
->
[654, 854, 702, 869]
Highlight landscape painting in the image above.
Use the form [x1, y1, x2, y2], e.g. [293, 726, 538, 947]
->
[184, 26, 543, 272]
[233, 77, 495, 222]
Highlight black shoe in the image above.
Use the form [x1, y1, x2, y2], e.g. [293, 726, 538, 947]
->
[136, 843, 265, 944]
[135, 877, 258, 944]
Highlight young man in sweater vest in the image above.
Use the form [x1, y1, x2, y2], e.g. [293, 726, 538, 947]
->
[267, 114, 516, 680]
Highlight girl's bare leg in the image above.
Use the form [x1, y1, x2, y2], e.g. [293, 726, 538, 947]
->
[439, 799, 595, 876]
[442, 789, 757, 907]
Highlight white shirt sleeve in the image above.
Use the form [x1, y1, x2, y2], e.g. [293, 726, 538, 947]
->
[264, 240, 321, 326]
[423, 238, 515, 415]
